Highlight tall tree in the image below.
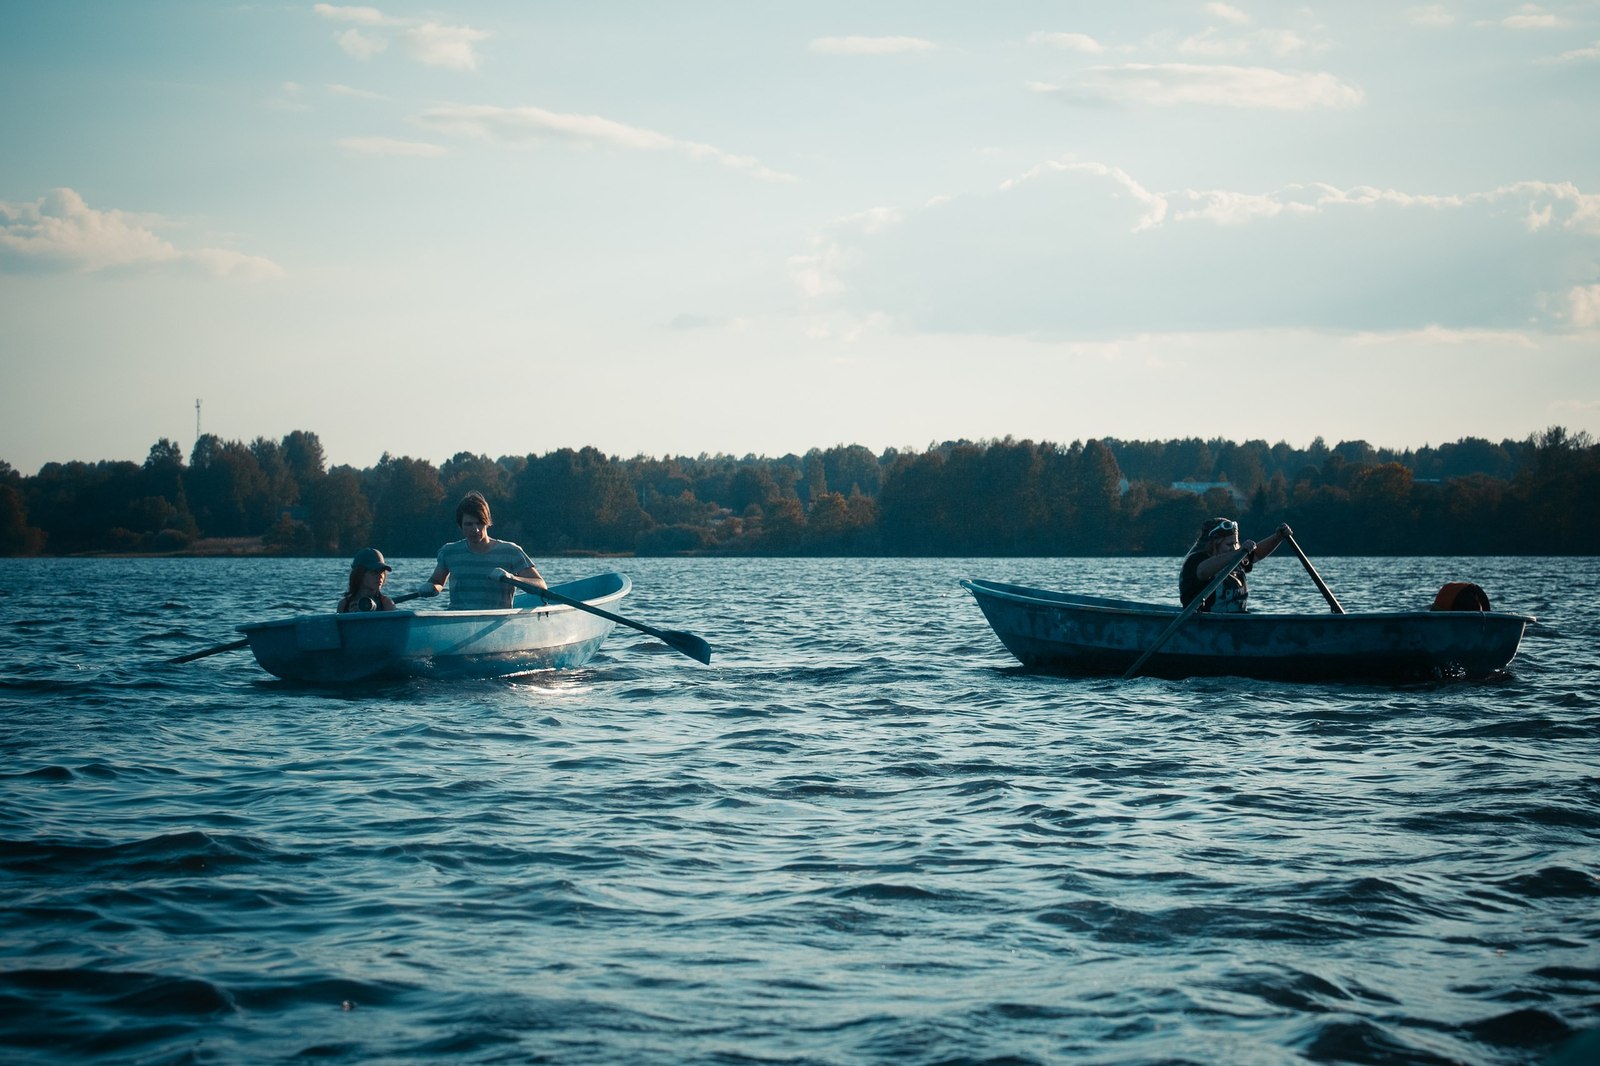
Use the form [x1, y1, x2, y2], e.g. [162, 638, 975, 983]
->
[1076, 439, 1124, 552]
[282, 430, 327, 485]
[365, 454, 445, 556]
[249, 437, 298, 528]
[440, 451, 509, 504]
[801, 451, 829, 505]
[0, 461, 44, 554]
[307, 465, 373, 554]
[188, 435, 267, 537]
[823, 444, 882, 497]
[511, 447, 652, 553]
[1351, 462, 1418, 553]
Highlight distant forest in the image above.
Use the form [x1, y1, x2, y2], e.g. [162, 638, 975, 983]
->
[2, 427, 1597, 558]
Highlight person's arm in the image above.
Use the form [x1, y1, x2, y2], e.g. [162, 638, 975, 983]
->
[513, 563, 546, 590]
[1249, 523, 1293, 562]
[377, 592, 397, 611]
[504, 541, 546, 589]
[423, 561, 448, 595]
[1197, 545, 1254, 581]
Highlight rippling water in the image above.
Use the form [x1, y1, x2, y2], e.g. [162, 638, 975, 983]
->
[2, 555, 1597, 1064]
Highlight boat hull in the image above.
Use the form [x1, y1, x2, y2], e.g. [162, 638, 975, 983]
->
[240, 573, 629, 683]
[961, 579, 1533, 682]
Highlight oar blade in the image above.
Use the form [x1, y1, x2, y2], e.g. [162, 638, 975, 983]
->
[497, 569, 712, 666]
[660, 630, 713, 665]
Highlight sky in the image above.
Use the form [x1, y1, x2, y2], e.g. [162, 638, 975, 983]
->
[2, 1, 1598, 476]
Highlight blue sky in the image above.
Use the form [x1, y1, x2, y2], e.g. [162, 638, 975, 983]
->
[2, 1, 1597, 475]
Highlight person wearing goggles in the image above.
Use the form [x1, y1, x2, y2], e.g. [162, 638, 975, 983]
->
[1179, 517, 1293, 612]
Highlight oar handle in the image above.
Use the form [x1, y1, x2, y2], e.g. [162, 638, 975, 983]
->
[496, 570, 712, 665]
[1123, 546, 1251, 680]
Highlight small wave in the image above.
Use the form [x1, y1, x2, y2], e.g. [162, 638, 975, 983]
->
[1297, 1017, 1459, 1064]
[4, 765, 75, 782]
[0, 830, 281, 880]
[1462, 1006, 1575, 1050]
[0, 965, 236, 1018]
[229, 975, 412, 1014]
[1492, 865, 1600, 900]
[1038, 899, 1366, 946]
[829, 881, 946, 902]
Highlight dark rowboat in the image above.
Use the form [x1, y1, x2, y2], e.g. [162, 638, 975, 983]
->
[961, 578, 1533, 682]
[240, 573, 629, 683]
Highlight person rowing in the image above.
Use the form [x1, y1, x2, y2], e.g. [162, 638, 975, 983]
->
[422, 491, 547, 609]
[1178, 517, 1292, 613]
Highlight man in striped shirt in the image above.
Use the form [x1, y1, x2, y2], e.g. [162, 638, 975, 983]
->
[424, 491, 546, 609]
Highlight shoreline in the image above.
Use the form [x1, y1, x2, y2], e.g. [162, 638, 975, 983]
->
[40, 538, 638, 560]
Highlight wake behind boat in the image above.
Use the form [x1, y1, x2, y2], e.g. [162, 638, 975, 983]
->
[240, 573, 631, 683]
[961, 578, 1534, 682]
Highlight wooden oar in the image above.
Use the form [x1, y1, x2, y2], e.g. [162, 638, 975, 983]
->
[168, 637, 249, 664]
[497, 570, 712, 665]
[167, 588, 434, 664]
[1122, 546, 1251, 680]
[1281, 531, 1345, 614]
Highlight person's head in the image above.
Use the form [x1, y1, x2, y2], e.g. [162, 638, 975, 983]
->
[1194, 517, 1240, 556]
[347, 547, 392, 595]
[455, 491, 491, 533]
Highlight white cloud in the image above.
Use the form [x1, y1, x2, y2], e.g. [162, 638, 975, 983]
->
[1028, 31, 1105, 54]
[787, 207, 915, 303]
[1500, 4, 1563, 29]
[1206, 3, 1252, 25]
[1174, 187, 1310, 225]
[335, 28, 388, 60]
[1350, 325, 1538, 348]
[1035, 63, 1363, 109]
[1165, 179, 1599, 233]
[1570, 284, 1600, 328]
[338, 136, 447, 157]
[1549, 39, 1600, 61]
[808, 36, 937, 55]
[788, 235, 850, 301]
[1497, 180, 1600, 234]
[267, 81, 312, 111]
[313, 4, 387, 26]
[315, 4, 489, 69]
[786, 164, 1598, 340]
[1177, 29, 1252, 57]
[1000, 160, 1168, 231]
[1179, 27, 1311, 57]
[841, 206, 906, 235]
[0, 188, 281, 280]
[1408, 5, 1456, 27]
[414, 104, 797, 182]
[407, 22, 491, 71]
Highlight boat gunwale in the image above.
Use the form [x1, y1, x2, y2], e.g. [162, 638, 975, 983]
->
[237, 573, 631, 637]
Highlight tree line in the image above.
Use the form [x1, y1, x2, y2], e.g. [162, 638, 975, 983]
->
[2, 427, 1596, 558]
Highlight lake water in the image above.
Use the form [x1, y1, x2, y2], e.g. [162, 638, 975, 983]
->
[1, 555, 1596, 1065]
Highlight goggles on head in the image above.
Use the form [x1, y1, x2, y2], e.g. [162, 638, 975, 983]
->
[1206, 519, 1239, 540]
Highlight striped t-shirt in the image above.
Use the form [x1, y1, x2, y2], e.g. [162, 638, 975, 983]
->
[435, 539, 536, 609]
